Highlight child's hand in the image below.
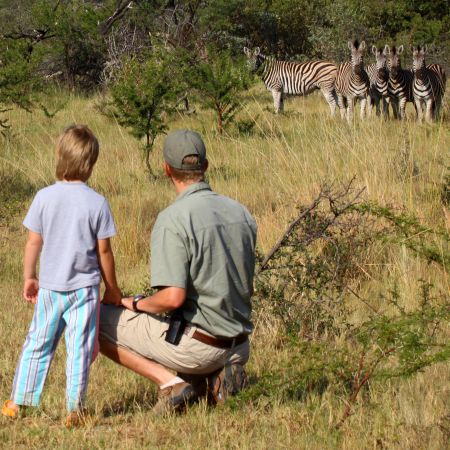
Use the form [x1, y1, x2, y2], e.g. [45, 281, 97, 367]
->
[23, 278, 39, 304]
[102, 287, 122, 306]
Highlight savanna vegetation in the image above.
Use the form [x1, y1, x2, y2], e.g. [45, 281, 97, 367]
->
[0, 1, 449, 449]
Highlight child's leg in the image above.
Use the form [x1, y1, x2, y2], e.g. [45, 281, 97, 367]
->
[11, 289, 65, 407]
[63, 286, 99, 411]
[91, 291, 101, 363]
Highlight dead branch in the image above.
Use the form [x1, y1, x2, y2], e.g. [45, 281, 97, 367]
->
[100, 1, 134, 36]
[335, 346, 396, 428]
[257, 193, 324, 274]
[257, 179, 366, 275]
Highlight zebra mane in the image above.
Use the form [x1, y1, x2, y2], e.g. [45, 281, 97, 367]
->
[392, 46, 397, 55]
[353, 39, 360, 49]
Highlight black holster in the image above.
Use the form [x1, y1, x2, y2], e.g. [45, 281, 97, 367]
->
[165, 309, 187, 346]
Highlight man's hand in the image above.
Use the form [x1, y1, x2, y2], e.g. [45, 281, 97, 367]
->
[23, 278, 39, 304]
[102, 287, 122, 306]
[121, 297, 134, 311]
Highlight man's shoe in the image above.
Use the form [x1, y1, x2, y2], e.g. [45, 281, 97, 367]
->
[153, 381, 195, 416]
[207, 363, 248, 405]
[64, 409, 91, 428]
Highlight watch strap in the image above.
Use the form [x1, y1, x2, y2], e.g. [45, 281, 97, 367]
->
[132, 294, 145, 312]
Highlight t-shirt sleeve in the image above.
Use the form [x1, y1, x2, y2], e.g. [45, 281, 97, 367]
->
[23, 194, 42, 234]
[150, 221, 190, 289]
[96, 199, 117, 239]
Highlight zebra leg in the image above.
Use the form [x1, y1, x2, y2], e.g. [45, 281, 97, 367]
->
[399, 97, 407, 120]
[415, 99, 423, 123]
[425, 99, 434, 123]
[434, 97, 442, 120]
[360, 97, 367, 120]
[337, 94, 346, 119]
[347, 97, 355, 123]
[367, 95, 373, 118]
[272, 90, 282, 114]
[321, 88, 337, 117]
[375, 97, 381, 117]
[279, 93, 285, 113]
[391, 99, 399, 120]
[382, 98, 389, 120]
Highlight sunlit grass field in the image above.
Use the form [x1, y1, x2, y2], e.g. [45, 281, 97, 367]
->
[0, 87, 449, 449]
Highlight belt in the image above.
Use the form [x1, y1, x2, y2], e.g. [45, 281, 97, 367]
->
[185, 327, 248, 349]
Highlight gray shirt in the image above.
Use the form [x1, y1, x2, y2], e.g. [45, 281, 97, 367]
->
[23, 181, 116, 291]
[151, 182, 257, 338]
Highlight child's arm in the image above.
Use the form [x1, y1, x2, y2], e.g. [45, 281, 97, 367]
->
[97, 238, 122, 306]
[23, 230, 43, 304]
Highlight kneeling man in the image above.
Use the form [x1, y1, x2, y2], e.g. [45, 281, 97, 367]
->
[100, 129, 257, 414]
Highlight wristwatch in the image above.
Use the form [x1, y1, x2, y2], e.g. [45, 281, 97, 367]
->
[132, 294, 145, 312]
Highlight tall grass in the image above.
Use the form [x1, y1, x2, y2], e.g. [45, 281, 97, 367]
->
[0, 88, 448, 449]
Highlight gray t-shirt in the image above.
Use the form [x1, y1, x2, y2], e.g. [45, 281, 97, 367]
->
[23, 181, 116, 291]
[151, 182, 257, 338]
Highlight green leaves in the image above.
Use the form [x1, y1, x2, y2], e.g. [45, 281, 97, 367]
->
[185, 47, 253, 133]
[0, 39, 40, 131]
[252, 186, 450, 425]
[109, 48, 181, 174]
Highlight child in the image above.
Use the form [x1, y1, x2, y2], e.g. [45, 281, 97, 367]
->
[2, 125, 122, 426]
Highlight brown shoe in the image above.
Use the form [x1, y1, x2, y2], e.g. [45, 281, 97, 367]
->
[64, 409, 90, 428]
[207, 364, 248, 405]
[153, 382, 195, 416]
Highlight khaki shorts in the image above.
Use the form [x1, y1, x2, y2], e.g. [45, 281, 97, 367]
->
[99, 305, 250, 375]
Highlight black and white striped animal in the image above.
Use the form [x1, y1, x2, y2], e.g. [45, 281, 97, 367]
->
[412, 45, 446, 123]
[243, 47, 338, 115]
[386, 45, 414, 120]
[366, 46, 389, 118]
[335, 40, 370, 123]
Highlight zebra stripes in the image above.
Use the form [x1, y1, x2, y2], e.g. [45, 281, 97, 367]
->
[366, 46, 389, 118]
[243, 47, 338, 115]
[245, 42, 446, 124]
[412, 45, 446, 123]
[335, 40, 370, 122]
[385, 45, 414, 120]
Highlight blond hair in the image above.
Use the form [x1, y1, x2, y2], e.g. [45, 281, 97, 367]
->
[169, 155, 206, 183]
[55, 125, 99, 182]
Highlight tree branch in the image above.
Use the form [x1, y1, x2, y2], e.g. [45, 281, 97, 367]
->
[100, 1, 134, 36]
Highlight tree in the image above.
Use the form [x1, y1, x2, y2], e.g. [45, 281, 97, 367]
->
[110, 48, 180, 176]
[186, 47, 252, 134]
[0, 39, 39, 134]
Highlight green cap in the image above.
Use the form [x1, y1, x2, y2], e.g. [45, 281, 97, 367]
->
[163, 129, 206, 170]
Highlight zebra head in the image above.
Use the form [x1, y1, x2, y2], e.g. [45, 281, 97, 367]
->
[412, 45, 427, 72]
[348, 40, 366, 74]
[243, 47, 264, 73]
[386, 45, 404, 77]
[372, 45, 388, 80]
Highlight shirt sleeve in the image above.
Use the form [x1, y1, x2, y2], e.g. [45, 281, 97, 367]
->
[150, 221, 190, 289]
[96, 199, 117, 239]
[23, 194, 42, 234]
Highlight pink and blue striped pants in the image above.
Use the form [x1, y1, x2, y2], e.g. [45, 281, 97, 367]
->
[11, 286, 99, 411]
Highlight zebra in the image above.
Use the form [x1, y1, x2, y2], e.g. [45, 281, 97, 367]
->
[366, 46, 389, 118]
[412, 45, 446, 123]
[385, 45, 414, 120]
[243, 47, 338, 116]
[335, 40, 370, 123]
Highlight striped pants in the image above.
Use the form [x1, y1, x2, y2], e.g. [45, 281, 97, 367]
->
[11, 286, 99, 411]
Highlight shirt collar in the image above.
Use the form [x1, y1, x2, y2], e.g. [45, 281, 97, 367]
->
[175, 181, 211, 202]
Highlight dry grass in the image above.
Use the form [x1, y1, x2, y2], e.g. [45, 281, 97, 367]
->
[0, 87, 449, 449]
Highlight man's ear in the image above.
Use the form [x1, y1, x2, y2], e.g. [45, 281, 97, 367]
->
[203, 159, 209, 173]
[163, 161, 172, 177]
